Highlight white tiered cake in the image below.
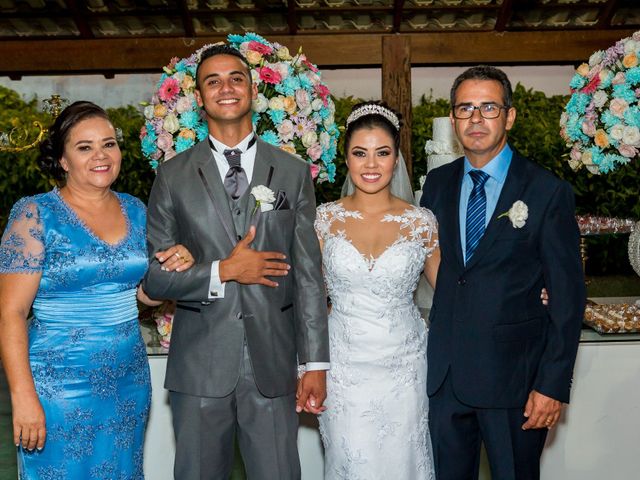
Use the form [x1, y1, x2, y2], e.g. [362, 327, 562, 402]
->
[424, 117, 464, 173]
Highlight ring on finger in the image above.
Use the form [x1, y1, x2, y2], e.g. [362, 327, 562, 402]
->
[174, 252, 181, 259]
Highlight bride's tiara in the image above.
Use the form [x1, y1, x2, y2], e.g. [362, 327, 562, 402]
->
[346, 104, 400, 131]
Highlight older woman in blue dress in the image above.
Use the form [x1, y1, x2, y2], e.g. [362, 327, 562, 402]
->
[0, 101, 191, 479]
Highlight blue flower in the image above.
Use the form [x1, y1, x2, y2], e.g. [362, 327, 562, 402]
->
[319, 107, 331, 119]
[612, 84, 636, 103]
[298, 74, 312, 90]
[227, 34, 246, 44]
[175, 137, 195, 153]
[569, 74, 586, 90]
[626, 67, 640, 85]
[326, 163, 336, 182]
[601, 110, 622, 128]
[144, 122, 158, 141]
[624, 106, 640, 127]
[141, 136, 157, 157]
[244, 32, 269, 44]
[175, 60, 188, 73]
[149, 159, 159, 169]
[565, 114, 587, 142]
[275, 77, 300, 97]
[260, 130, 280, 146]
[252, 112, 261, 127]
[195, 123, 209, 141]
[179, 111, 200, 129]
[268, 109, 285, 125]
[566, 93, 590, 115]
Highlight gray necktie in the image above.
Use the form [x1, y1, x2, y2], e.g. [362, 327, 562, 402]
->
[223, 149, 249, 200]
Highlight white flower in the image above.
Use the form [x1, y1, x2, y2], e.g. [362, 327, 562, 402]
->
[176, 94, 195, 114]
[622, 126, 640, 146]
[250, 69, 260, 84]
[498, 200, 528, 229]
[270, 62, 290, 80]
[277, 119, 295, 143]
[418, 175, 427, 189]
[144, 105, 155, 120]
[592, 90, 607, 108]
[163, 114, 180, 134]
[276, 46, 291, 60]
[302, 131, 318, 148]
[624, 40, 638, 54]
[588, 50, 604, 68]
[610, 124, 625, 141]
[252, 93, 269, 113]
[269, 96, 285, 111]
[251, 185, 275, 212]
[311, 98, 324, 111]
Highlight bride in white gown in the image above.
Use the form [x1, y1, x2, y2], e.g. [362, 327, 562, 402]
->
[314, 102, 440, 479]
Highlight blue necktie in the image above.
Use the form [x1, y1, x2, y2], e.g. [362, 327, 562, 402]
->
[465, 170, 490, 262]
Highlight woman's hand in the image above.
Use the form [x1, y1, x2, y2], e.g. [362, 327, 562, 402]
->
[12, 390, 46, 451]
[155, 244, 195, 272]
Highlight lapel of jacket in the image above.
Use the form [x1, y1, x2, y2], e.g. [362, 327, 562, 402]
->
[193, 141, 237, 247]
[464, 153, 527, 271]
[243, 139, 276, 234]
[441, 159, 465, 272]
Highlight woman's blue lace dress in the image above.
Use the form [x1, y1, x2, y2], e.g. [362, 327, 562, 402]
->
[0, 188, 151, 480]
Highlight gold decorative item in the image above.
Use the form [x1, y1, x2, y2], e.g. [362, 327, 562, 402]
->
[0, 94, 69, 153]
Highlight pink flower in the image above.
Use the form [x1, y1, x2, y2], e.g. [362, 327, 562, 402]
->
[248, 41, 273, 55]
[581, 75, 600, 94]
[309, 163, 320, 179]
[609, 98, 629, 118]
[277, 120, 295, 143]
[314, 84, 330, 106]
[164, 148, 178, 161]
[612, 72, 627, 85]
[570, 146, 582, 162]
[303, 58, 318, 73]
[157, 133, 174, 151]
[307, 143, 322, 161]
[581, 120, 596, 137]
[159, 77, 180, 102]
[140, 125, 147, 138]
[168, 57, 180, 69]
[295, 89, 311, 111]
[618, 143, 638, 158]
[258, 67, 282, 85]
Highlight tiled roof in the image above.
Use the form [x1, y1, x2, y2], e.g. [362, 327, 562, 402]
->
[0, 0, 637, 38]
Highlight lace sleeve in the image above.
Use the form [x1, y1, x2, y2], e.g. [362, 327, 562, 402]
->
[415, 207, 439, 258]
[314, 202, 332, 242]
[0, 198, 45, 273]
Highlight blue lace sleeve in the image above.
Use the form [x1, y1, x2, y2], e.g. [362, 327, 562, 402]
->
[0, 197, 45, 273]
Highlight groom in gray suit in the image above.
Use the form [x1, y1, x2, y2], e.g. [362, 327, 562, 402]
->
[143, 45, 329, 480]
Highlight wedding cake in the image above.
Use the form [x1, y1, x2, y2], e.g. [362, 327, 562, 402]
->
[424, 116, 464, 173]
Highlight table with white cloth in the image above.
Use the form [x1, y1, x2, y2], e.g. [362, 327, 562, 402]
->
[142, 298, 640, 480]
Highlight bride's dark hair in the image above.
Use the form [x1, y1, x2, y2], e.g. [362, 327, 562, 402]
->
[344, 101, 402, 154]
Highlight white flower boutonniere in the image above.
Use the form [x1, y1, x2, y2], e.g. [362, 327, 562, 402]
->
[251, 185, 276, 214]
[498, 200, 528, 228]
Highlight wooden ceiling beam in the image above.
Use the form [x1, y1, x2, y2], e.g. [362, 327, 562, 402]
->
[0, 30, 635, 76]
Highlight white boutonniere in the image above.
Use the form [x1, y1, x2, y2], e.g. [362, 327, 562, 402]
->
[497, 200, 528, 228]
[251, 185, 276, 214]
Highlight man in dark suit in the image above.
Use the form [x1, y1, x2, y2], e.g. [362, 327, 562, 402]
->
[143, 45, 329, 480]
[420, 65, 585, 480]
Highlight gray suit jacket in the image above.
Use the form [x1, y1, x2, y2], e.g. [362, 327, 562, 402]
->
[143, 139, 329, 398]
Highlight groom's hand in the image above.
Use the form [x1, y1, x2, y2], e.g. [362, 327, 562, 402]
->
[522, 390, 562, 430]
[296, 370, 327, 415]
[219, 226, 290, 287]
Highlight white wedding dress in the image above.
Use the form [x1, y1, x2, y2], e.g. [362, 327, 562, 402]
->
[315, 201, 438, 480]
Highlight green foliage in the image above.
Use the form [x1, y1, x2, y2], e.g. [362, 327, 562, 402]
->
[1, 83, 639, 274]
[411, 94, 451, 188]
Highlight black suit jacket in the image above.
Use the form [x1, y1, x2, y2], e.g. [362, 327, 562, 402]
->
[421, 152, 585, 408]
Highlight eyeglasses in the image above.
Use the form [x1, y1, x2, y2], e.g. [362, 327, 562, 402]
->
[452, 103, 509, 119]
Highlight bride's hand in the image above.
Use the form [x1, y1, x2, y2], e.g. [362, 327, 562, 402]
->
[156, 244, 195, 272]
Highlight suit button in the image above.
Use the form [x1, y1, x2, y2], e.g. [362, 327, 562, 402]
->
[236, 312, 243, 320]
[457, 277, 466, 285]
[237, 235, 242, 241]
[234, 209, 241, 216]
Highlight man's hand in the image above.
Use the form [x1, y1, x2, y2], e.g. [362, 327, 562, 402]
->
[522, 390, 562, 430]
[296, 370, 327, 415]
[219, 226, 290, 287]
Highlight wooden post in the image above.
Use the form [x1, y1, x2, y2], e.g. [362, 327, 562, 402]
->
[381, 35, 412, 183]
